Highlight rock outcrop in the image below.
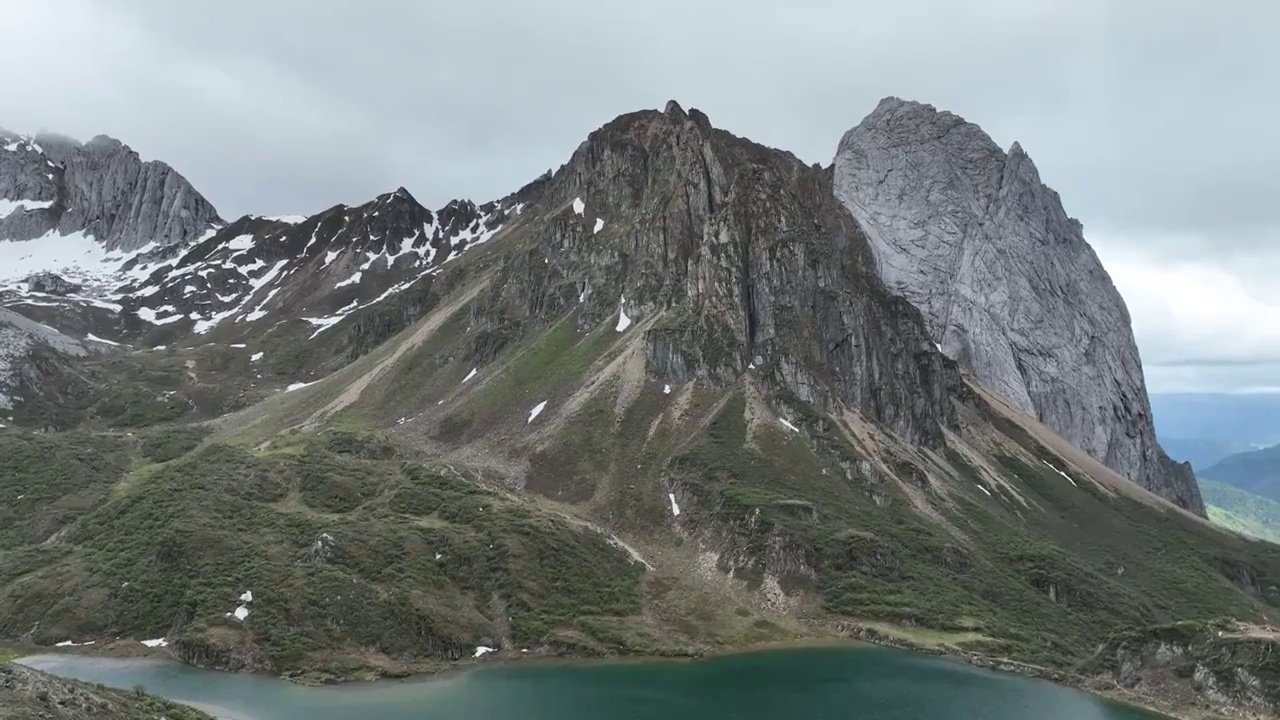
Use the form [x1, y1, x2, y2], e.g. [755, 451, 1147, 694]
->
[468, 101, 959, 448]
[832, 97, 1203, 514]
[0, 308, 89, 410]
[0, 128, 221, 250]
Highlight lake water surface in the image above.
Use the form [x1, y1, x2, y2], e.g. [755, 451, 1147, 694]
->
[19, 646, 1166, 720]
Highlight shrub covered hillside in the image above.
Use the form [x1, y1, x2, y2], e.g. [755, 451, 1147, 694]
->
[0, 428, 648, 680]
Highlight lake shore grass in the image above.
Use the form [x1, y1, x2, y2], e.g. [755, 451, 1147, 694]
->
[0, 643, 38, 663]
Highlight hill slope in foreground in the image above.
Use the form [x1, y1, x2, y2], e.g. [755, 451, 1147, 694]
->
[1, 103, 1278, 719]
[0, 660, 211, 720]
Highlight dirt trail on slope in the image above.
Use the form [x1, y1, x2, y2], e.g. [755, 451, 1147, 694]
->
[553, 510, 654, 570]
[301, 279, 489, 430]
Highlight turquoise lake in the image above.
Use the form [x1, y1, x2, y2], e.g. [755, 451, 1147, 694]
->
[19, 645, 1166, 719]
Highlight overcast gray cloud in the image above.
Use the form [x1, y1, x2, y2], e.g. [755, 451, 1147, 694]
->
[1, 0, 1277, 393]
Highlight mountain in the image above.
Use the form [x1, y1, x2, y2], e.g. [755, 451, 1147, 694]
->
[1152, 392, 1280, 469]
[0, 129, 220, 251]
[1202, 479, 1280, 543]
[832, 97, 1201, 515]
[1158, 436, 1249, 472]
[1, 100, 1277, 718]
[0, 128, 222, 413]
[1201, 444, 1280, 502]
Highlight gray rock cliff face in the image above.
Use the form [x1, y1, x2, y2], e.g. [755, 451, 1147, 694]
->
[832, 97, 1203, 514]
[467, 101, 959, 449]
[0, 129, 220, 250]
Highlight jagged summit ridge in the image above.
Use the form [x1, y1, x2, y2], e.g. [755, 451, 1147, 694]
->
[0, 127, 221, 251]
[832, 96, 1203, 514]
[468, 100, 958, 448]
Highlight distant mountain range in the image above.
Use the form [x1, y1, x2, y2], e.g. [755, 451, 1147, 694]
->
[1153, 393, 1280, 469]
[1200, 443, 1280, 502]
[1202, 479, 1280, 544]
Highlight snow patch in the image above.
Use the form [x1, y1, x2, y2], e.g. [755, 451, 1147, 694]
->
[85, 333, 125, 347]
[0, 230, 125, 292]
[285, 381, 318, 393]
[225, 234, 255, 252]
[264, 214, 307, 224]
[54, 640, 94, 648]
[302, 299, 360, 338]
[0, 198, 54, 216]
[668, 492, 681, 517]
[241, 287, 280, 322]
[572, 197, 585, 215]
[593, 217, 605, 234]
[474, 646, 496, 658]
[239, 590, 253, 602]
[229, 605, 250, 621]
[135, 306, 184, 325]
[323, 249, 341, 267]
[527, 401, 548, 424]
[779, 418, 800, 433]
[664, 384, 671, 395]
[462, 367, 478, 383]
[977, 484, 993, 497]
[334, 271, 362, 288]
[194, 260, 288, 334]
[615, 296, 632, 332]
[1041, 460, 1079, 487]
[250, 351, 264, 362]
[230, 343, 247, 349]
[303, 314, 348, 338]
[141, 638, 169, 648]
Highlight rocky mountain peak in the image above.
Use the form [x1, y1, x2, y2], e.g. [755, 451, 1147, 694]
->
[833, 99, 1203, 514]
[472, 101, 958, 448]
[0, 125, 221, 252]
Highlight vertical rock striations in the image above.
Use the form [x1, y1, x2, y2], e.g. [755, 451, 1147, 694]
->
[471, 101, 959, 449]
[0, 128, 221, 250]
[832, 97, 1203, 514]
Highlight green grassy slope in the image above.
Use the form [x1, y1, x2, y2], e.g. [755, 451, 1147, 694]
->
[1200, 442, 1280, 499]
[1203, 479, 1280, 543]
[0, 428, 647, 679]
[4, 293, 1280, 684]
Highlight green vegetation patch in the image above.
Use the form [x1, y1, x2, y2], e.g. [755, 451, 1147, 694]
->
[0, 431, 644, 675]
[0, 432, 131, 550]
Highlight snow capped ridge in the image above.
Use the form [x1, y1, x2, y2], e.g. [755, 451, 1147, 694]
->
[3, 123, 530, 352]
[109, 187, 525, 340]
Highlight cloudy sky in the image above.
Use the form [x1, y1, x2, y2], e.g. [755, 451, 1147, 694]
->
[1, 0, 1276, 394]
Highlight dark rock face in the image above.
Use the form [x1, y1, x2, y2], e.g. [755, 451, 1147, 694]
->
[832, 97, 1204, 514]
[0, 128, 221, 250]
[23, 272, 81, 296]
[469, 103, 959, 447]
[119, 185, 517, 344]
[0, 308, 89, 410]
